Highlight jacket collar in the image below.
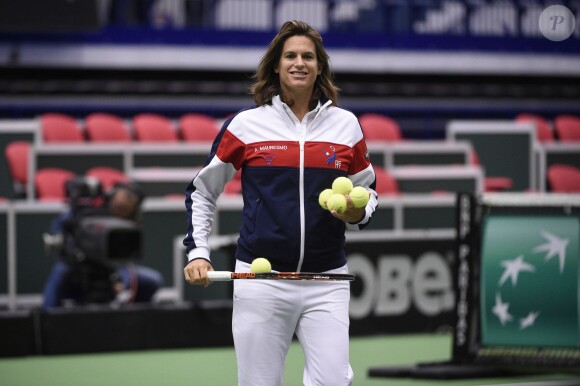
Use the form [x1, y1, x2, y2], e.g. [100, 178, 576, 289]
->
[271, 95, 332, 119]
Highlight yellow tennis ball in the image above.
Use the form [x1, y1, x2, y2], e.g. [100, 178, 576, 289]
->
[318, 188, 334, 210]
[332, 176, 353, 195]
[326, 193, 347, 214]
[250, 257, 271, 273]
[349, 186, 370, 208]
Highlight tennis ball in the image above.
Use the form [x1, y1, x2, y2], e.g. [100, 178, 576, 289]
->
[250, 257, 271, 273]
[318, 188, 334, 210]
[326, 193, 347, 214]
[332, 176, 353, 195]
[349, 186, 370, 208]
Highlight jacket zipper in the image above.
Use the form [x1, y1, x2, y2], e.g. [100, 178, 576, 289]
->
[297, 136, 305, 272]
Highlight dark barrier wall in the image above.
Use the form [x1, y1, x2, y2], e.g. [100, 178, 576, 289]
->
[0, 208, 7, 294]
[348, 237, 455, 335]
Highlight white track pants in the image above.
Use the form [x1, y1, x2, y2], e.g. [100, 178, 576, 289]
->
[232, 260, 354, 386]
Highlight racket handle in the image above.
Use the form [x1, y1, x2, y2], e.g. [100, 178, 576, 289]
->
[207, 271, 232, 281]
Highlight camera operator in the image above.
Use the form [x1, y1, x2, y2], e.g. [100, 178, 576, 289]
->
[42, 179, 164, 309]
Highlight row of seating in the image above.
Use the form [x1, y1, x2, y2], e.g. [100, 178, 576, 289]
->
[515, 113, 580, 143]
[4, 143, 133, 201]
[34, 167, 125, 202]
[359, 112, 580, 143]
[40, 112, 221, 143]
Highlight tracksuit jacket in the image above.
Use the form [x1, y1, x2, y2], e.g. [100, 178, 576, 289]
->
[184, 95, 378, 273]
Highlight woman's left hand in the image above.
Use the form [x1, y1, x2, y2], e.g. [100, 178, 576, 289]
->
[330, 194, 366, 223]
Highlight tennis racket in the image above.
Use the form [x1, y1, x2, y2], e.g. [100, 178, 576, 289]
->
[207, 271, 355, 281]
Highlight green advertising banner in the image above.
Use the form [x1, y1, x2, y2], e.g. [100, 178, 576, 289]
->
[481, 216, 580, 348]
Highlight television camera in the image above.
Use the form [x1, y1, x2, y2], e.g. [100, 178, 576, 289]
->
[44, 176, 143, 304]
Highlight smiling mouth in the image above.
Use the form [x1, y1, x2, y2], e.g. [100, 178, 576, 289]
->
[290, 71, 308, 76]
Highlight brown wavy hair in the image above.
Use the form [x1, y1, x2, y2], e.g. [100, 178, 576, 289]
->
[250, 20, 339, 108]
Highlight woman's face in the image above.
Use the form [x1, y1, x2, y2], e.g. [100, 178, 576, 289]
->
[276, 35, 321, 98]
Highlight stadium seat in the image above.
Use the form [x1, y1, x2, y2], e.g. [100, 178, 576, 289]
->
[223, 169, 242, 195]
[40, 113, 84, 143]
[5, 141, 30, 198]
[515, 113, 554, 143]
[547, 164, 580, 193]
[85, 112, 131, 142]
[554, 114, 580, 142]
[470, 150, 513, 192]
[164, 194, 185, 201]
[483, 177, 513, 192]
[358, 113, 402, 142]
[178, 113, 220, 142]
[35, 168, 76, 201]
[85, 167, 129, 191]
[133, 113, 178, 142]
[373, 166, 399, 195]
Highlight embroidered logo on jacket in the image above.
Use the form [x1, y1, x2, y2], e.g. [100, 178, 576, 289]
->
[262, 153, 276, 165]
[325, 146, 337, 164]
[325, 145, 342, 169]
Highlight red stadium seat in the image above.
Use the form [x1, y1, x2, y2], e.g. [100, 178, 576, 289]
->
[164, 194, 185, 201]
[179, 113, 220, 142]
[40, 113, 84, 143]
[359, 113, 402, 142]
[554, 114, 580, 142]
[85, 113, 131, 142]
[547, 164, 580, 193]
[133, 113, 178, 142]
[223, 169, 242, 195]
[470, 150, 513, 192]
[85, 167, 129, 192]
[515, 113, 554, 143]
[35, 168, 76, 201]
[5, 141, 31, 198]
[373, 166, 399, 195]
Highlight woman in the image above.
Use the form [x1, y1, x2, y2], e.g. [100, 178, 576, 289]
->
[183, 20, 378, 386]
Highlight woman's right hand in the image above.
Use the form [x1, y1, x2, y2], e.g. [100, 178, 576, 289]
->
[184, 258, 214, 287]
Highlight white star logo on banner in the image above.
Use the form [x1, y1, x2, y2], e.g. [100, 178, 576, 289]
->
[491, 229, 572, 331]
[519, 311, 540, 330]
[498, 255, 535, 287]
[492, 292, 513, 325]
[533, 230, 569, 274]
